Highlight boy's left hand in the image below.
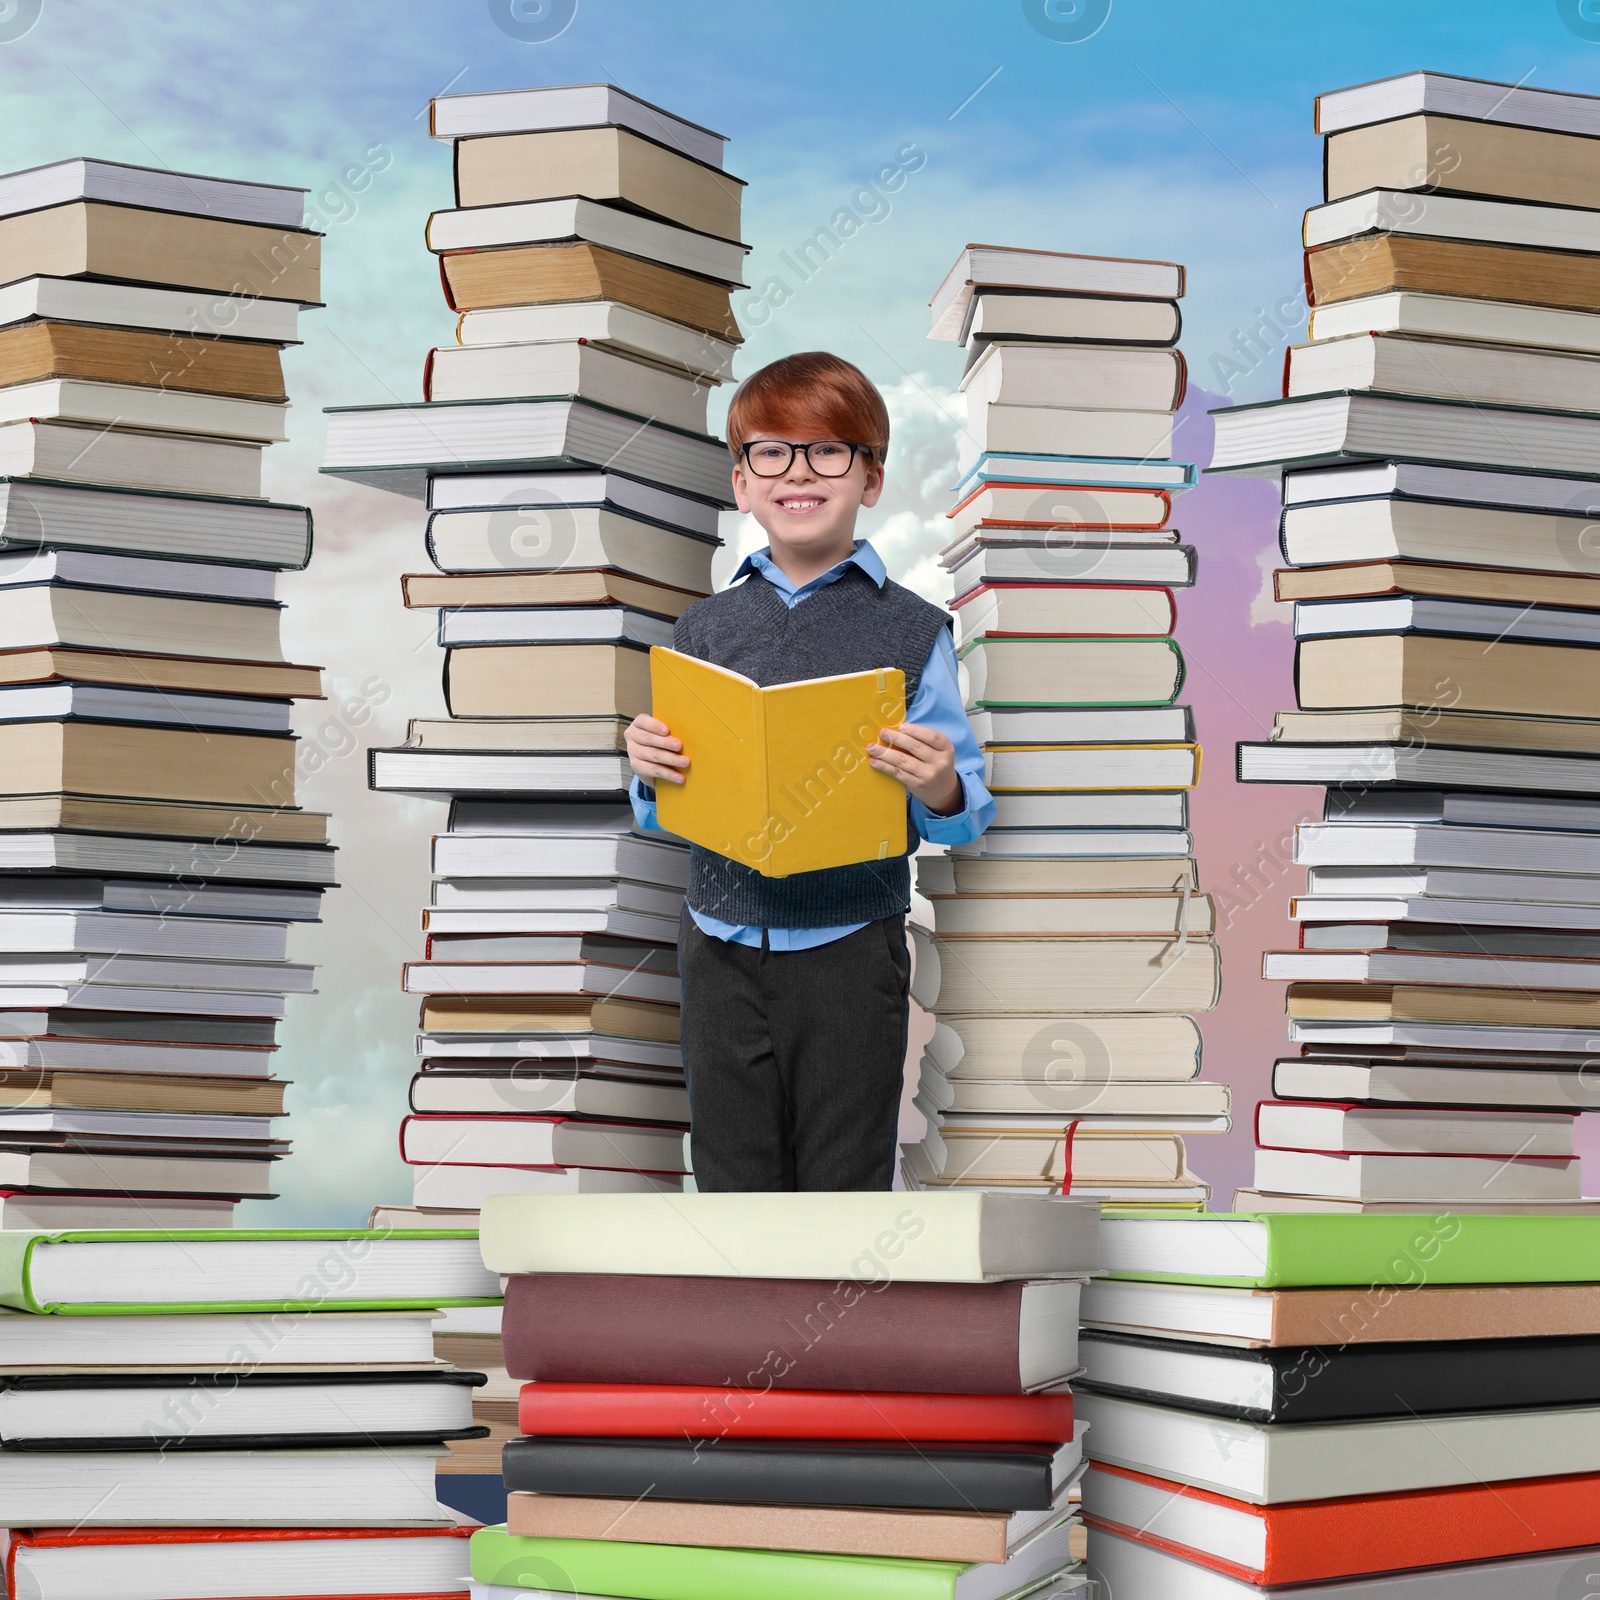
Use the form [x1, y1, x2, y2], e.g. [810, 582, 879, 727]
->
[868, 721, 963, 817]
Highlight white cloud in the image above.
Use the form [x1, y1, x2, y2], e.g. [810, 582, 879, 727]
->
[1248, 542, 1288, 627]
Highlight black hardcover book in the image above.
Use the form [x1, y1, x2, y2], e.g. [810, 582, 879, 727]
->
[501, 1434, 1080, 1511]
[1078, 1328, 1600, 1423]
[0, 1368, 488, 1451]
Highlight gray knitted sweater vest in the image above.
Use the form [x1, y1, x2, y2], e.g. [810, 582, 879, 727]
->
[672, 564, 953, 927]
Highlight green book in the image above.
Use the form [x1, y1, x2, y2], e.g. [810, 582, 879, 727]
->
[1101, 1212, 1600, 1289]
[0, 1229, 501, 1315]
[470, 1528, 970, 1600]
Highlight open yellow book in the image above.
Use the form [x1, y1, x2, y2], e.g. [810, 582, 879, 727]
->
[650, 647, 907, 877]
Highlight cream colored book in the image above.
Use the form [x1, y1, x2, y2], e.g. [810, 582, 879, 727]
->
[915, 856, 1198, 896]
[928, 891, 1214, 937]
[405, 718, 629, 752]
[910, 924, 1221, 1014]
[925, 1014, 1204, 1082]
[916, 1124, 1195, 1184]
[477, 1190, 1099, 1281]
[919, 1065, 1230, 1118]
[900, 1140, 1208, 1202]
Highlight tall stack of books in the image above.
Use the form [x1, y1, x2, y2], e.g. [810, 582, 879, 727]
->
[0, 158, 334, 1230]
[1079, 1212, 1600, 1596]
[470, 1191, 1095, 1600]
[323, 85, 748, 1225]
[1213, 71, 1600, 1214]
[0, 1227, 501, 1595]
[905, 244, 1226, 1208]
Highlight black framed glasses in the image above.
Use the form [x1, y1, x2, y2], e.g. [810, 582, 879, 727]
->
[740, 439, 869, 478]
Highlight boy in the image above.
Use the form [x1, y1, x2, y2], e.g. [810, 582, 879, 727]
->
[626, 352, 995, 1192]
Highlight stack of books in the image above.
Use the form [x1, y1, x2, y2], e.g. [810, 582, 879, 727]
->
[0, 1226, 502, 1590]
[905, 244, 1226, 1207]
[322, 84, 748, 1224]
[1213, 71, 1600, 1213]
[1078, 1212, 1600, 1596]
[0, 158, 335, 1230]
[469, 1191, 1096, 1600]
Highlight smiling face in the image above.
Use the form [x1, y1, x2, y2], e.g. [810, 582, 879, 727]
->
[732, 434, 885, 569]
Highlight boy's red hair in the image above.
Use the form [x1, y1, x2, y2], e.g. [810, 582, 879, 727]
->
[726, 351, 890, 464]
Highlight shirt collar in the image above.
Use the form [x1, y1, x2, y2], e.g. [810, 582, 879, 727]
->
[732, 540, 888, 597]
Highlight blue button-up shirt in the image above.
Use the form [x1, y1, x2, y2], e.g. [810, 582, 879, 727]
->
[630, 540, 996, 950]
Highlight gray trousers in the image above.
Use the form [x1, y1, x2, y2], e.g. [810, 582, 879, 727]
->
[678, 910, 910, 1191]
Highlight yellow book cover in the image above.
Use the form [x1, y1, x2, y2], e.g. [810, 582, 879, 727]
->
[650, 647, 907, 877]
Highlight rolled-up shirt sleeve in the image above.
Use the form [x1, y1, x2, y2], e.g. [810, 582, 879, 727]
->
[905, 628, 995, 847]
[629, 775, 661, 833]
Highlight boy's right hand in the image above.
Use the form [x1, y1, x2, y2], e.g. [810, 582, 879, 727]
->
[626, 714, 689, 786]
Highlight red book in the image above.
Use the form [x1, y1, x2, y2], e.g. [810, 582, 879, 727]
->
[6, 1527, 474, 1600]
[517, 1382, 1074, 1443]
[1083, 1462, 1600, 1585]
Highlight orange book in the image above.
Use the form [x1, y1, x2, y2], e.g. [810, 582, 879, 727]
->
[1083, 1461, 1600, 1585]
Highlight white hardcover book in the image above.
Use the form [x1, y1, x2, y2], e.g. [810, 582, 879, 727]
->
[0, 157, 306, 227]
[0, 276, 302, 342]
[1316, 71, 1600, 137]
[454, 302, 737, 381]
[425, 342, 711, 432]
[426, 196, 747, 283]
[1305, 189, 1600, 254]
[1251, 1147, 1579, 1201]
[1308, 291, 1600, 354]
[1077, 1390, 1600, 1503]
[430, 84, 728, 169]
[0, 379, 287, 443]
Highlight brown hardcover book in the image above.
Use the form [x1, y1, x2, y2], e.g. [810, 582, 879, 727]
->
[402, 568, 706, 613]
[454, 126, 744, 240]
[506, 1493, 1012, 1564]
[0, 323, 286, 401]
[420, 994, 680, 1041]
[0, 646, 321, 699]
[1275, 560, 1600, 608]
[1286, 983, 1600, 1028]
[1273, 707, 1600, 755]
[0, 794, 325, 841]
[1326, 114, 1600, 210]
[0, 203, 320, 303]
[501, 1273, 1079, 1393]
[0, 1071, 287, 1115]
[0, 722, 295, 806]
[1308, 234, 1600, 313]
[439, 242, 738, 339]
[437, 1402, 518, 1476]
[444, 641, 651, 719]
[1295, 633, 1600, 717]
[1257, 1285, 1600, 1346]
[404, 718, 629, 752]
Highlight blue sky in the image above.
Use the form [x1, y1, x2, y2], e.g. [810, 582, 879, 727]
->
[8, 0, 1600, 1219]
